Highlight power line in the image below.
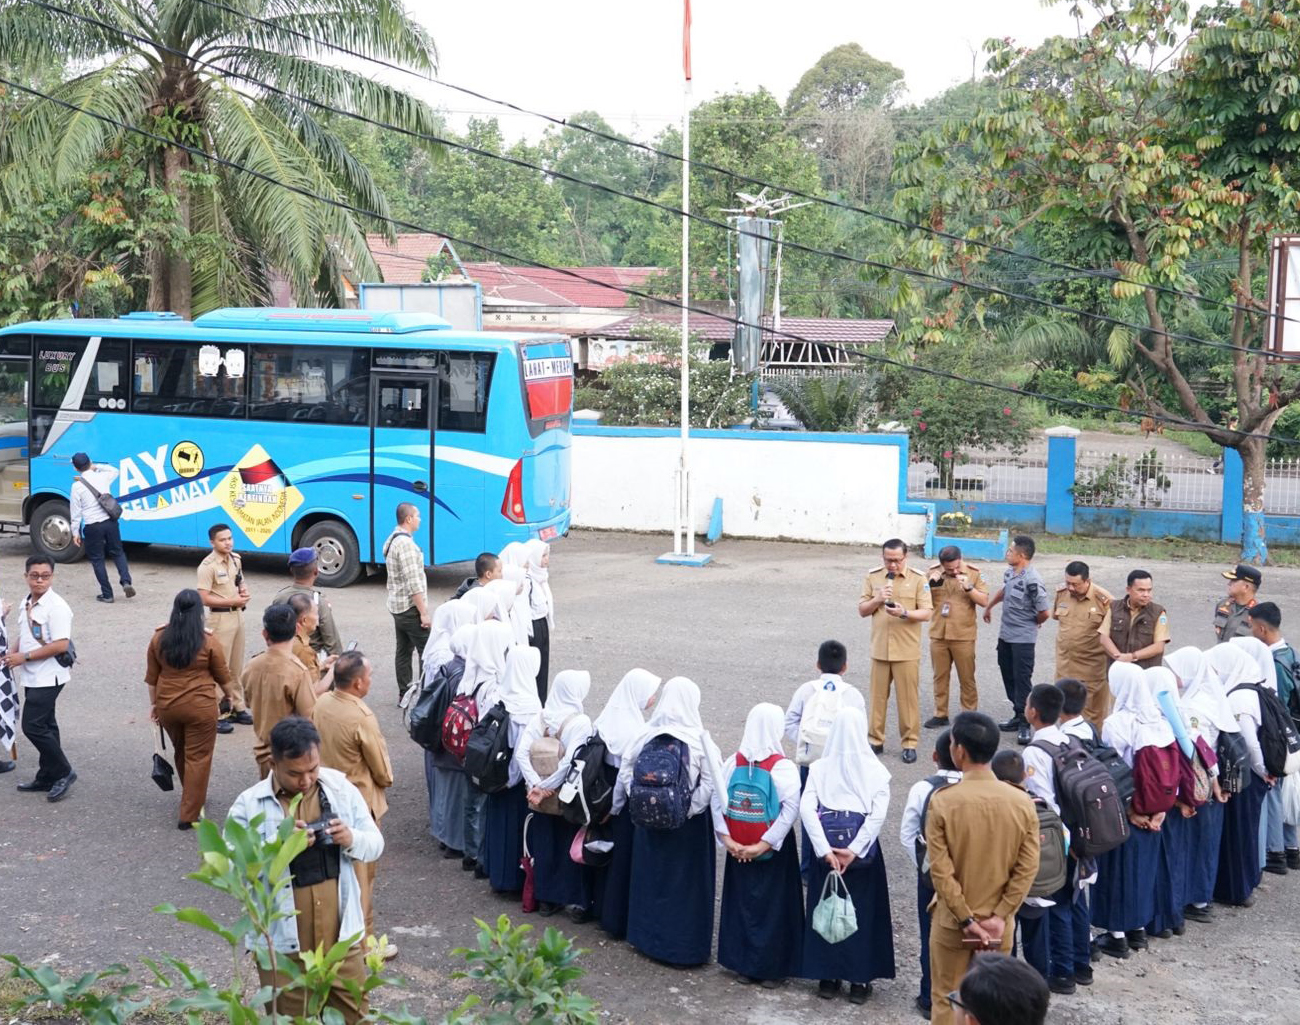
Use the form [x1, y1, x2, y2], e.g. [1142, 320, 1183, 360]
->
[175, 0, 1290, 329]
[25, 1, 1277, 361]
[0, 74, 1291, 450]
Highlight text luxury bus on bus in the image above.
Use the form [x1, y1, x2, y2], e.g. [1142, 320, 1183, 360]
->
[0, 307, 574, 586]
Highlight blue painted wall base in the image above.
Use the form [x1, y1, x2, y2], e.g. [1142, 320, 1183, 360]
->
[706, 498, 723, 545]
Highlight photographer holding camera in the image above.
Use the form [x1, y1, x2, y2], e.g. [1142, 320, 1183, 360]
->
[227, 715, 383, 1025]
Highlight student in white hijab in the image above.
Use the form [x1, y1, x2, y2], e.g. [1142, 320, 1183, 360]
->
[426, 621, 480, 860]
[481, 644, 542, 894]
[486, 576, 531, 648]
[797, 706, 894, 1002]
[457, 619, 515, 875]
[521, 539, 555, 699]
[1102, 662, 1175, 767]
[1206, 643, 1268, 780]
[709, 703, 805, 986]
[420, 598, 479, 687]
[461, 584, 508, 626]
[1230, 635, 1279, 691]
[1166, 646, 1238, 748]
[1229, 636, 1290, 875]
[619, 677, 723, 967]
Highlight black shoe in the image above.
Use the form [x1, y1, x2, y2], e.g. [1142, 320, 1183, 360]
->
[1017, 724, 1032, 746]
[442, 847, 463, 860]
[924, 716, 950, 729]
[230, 710, 254, 726]
[915, 994, 932, 1019]
[96, 594, 114, 604]
[537, 901, 560, 917]
[998, 715, 1025, 732]
[473, 865, 488, 880]
[178, 821, 194, 831]
[1217, 893, 1255, 908]
[848, 983, 871, 1005]
[16, 778, 53, 793]
[870, 744, 884, 755]
[123, 585, 136, 598]
[759, 979, 781, 990]
[47, 771, 76, 802]
[566, 904, 591, 924]
[1074, 966, 1094, 986]
[1048, 975, 1076, 995]
[1125, 928, 1148, 951]
[901, 748, 917, 764]
[461, 856, 477, 871]
[1095, 934, 1130, 959]
[817, 979, 840, 999]
[216, 720, 234, 734]
[1184, 904, 1214, 923]
[0, 760, 14, 774]
[1172, 922, 1185, 936]
[1287, 847, 1300, 870]
[1150, 928, 1172, 939]
[1264, 851, 1289, 875]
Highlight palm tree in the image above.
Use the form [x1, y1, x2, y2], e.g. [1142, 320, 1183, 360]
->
[0, 0, 441, 315]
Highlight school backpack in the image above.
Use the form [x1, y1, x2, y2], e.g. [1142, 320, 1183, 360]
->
[1231, 683, 1300, 777]
[915, 773, 958, 889]
[529, 715, 578, 815]
[1080, 735, 1136, 807]
[464, 701, 513, 794]
[795, 681, 844, 765]
[1216, 728, 1252, 795]
[441, 680, 484, 764]
[722, 753, 783, 856]
[1131, 742, 1180, 815]
[1177, 737, 1215, 808]
[1027, 795, 1068, 899]
[1275, 644, 1300, 729]
[629, 733, 696, 830]
[1030, 737, 1129, 859]
[559, 734, 615, 826]
[408, 658, 461, 753]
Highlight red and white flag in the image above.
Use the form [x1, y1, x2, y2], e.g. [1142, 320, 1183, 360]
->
[682, 0, 692, 82]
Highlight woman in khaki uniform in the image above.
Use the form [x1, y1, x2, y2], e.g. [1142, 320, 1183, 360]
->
[146, 589, 234, 829]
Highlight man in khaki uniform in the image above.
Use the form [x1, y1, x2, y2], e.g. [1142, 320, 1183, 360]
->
[242, 604, 318, 777]
[859, 538, 933, 763]
[1052, 560, 1113, 730]
[926, 545, 989, 726]
[273, 547, 344, 659]
[315, 651, 393, 951]
[1100, 568, 1170, 668]
[198, 522, 251, 727]
[926, 711, 1040, 1025]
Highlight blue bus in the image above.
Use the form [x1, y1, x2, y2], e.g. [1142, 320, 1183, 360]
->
[0, 308, 574, 586]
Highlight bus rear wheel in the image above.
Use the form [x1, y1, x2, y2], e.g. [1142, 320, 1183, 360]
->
[30, 499, 84, 564]
[300, 521, 361, 588]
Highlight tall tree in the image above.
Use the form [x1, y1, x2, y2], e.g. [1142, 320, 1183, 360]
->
[0, 0, 442, 315]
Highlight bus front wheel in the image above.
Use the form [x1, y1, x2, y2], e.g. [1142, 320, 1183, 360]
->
[300, 521, 361, 588]
[30, 500, 84, 564]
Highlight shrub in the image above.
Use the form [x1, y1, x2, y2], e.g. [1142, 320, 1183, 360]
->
[768, 370, 878, 431]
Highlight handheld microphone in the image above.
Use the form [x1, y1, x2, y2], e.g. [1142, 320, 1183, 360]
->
[884, 570, 897, 608]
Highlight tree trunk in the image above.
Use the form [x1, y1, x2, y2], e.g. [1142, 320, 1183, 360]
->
[145, 246, 168, 312]
[162, 146, 193, 319]
[1238, 435, 1268, 565]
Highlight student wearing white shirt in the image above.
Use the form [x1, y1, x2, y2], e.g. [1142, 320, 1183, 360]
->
[69, 452, 134, 604]
[1245, 604, 1300, 870]
[3, 556, 76, 801]
[899, 729, 961, 1019]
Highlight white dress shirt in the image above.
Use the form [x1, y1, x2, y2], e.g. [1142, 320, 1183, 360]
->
[709, 754, 802, 850]
[16, 590, 73, 689]
[798, 768, 890, 860]
[900, 769, 962, 868]
[69, 465, 119, 532]
[1024, 723, 1069, 813]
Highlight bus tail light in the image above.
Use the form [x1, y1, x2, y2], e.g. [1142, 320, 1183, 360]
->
[502, 458, 525, 523]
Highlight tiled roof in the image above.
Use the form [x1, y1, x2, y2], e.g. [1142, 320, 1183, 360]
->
[364, 233, 459, 284]
[464, 262, 658, 308]
[597, 311, 894, 344]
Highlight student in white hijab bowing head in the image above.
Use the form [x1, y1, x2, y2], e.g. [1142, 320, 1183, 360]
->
[514, 669, 595, 920]
[521, 539, 555, 698]
[481, 644, 542, 895]
[1092, 663, 1173, 959]
[708, 703, 805, 987]
[591, 668, 661, 939]
[1165, 646, 1234, 923]
[797, 706, 895, 1003]
[486, 576, 532, 651]
[456, 619, 515, 876]
[420, 598, 479, 688]
[1230, 635, 1279, 691]
[426, 622, 479, 861]
[616, 676, 723, 967]
[460, 584, 508, 626]
[1143, 666, 1196, 940]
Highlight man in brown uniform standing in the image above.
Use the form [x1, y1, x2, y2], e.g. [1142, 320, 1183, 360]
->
[242, 604, 319, 777]
[926, 545, 989, 727]
[1052, 560, 1113, 729]
[926, 711, 1040, 1025]
[315, 651, 393, 954]
[1099, 568, 1170, 669]
[859, 538, 933, 763]
[198, 523, 251, 731]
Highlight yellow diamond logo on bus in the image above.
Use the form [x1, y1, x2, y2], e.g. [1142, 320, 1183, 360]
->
[216, 444, 303, 548]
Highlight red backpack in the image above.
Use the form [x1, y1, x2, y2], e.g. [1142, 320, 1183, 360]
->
[442, 680, 484, 764]
[723, 753, 783, 852]
[1132, 742, 1180, 815]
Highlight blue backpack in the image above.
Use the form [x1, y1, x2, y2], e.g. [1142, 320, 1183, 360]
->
[723, 753, 781, 859]
[629, 733, 695, 830]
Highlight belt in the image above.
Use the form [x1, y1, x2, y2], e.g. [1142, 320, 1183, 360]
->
[209, 606, 242, 613]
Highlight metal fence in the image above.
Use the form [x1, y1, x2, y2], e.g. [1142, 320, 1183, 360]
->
[908, 447, 1049, 504]
[1264, 457, 1300, 514]
[1073, 448, 1221, 511]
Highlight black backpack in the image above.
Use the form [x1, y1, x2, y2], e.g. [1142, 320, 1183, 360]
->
[1231, 683, 1300, 777]
[558, 733, 615, 825]
[1080, 734, 1136, 807]
[1216, 728, 1251, 795]
[1031, 737, 1130, 859]
[916, 773, 958, 889]
[464, 701, 513, 794]
[408, 657, 462, 752]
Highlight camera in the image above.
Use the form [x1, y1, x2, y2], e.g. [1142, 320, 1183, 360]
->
[303, 816, 338, 846]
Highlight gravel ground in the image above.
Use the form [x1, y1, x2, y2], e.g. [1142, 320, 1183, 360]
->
[1, 528, 1296, 1025]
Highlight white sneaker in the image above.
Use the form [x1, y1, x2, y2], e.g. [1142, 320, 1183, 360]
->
[381, 943, 399, 961]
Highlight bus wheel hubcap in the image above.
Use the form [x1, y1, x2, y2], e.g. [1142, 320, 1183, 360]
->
[315, 539, 345, 575]
[41, 515, 72, 552]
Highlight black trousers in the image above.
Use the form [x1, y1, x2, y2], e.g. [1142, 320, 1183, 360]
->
[529, 616, 550, 703]
[392, 606, 430, 698]
[996, 639, 1036, 717]
[83, 519, 132, 598]
[22, 683, 71, 782]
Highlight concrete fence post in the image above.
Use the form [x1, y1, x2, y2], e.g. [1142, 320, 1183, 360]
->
[1220, 447, 1244, 546]
[1044, 426, 1079, 536]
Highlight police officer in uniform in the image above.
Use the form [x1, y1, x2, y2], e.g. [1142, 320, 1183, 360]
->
[926, 545, 989, 726]
[859, 538, 933, 763]
[1215, 563, 1262, 642]
[1100, 568, 1171, 668]
[1052, 560, 1113, 729]
[274, 548, 343, 660]
[198, 522, 251, 731]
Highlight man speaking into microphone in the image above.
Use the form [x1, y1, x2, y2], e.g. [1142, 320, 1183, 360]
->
[859, 539, 933, 763]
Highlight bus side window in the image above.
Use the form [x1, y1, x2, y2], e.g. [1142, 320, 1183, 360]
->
[132, 343, 247, 417]
[437, 351, 493, 432]
[80, 339, 130, 412]
[249, 345, 369, 424]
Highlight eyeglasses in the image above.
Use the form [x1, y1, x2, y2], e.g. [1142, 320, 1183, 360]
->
[26, 572, 53, 581]
[948, 990, 971, 1012]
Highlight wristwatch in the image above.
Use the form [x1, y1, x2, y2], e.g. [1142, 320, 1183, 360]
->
[959, 916, 976, 929]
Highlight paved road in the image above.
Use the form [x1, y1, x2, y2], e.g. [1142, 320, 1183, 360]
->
[0, 530, 1294, 1024]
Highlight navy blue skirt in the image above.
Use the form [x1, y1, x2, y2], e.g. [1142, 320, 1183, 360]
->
[717, 833, 805, 981]
[532, 813, 592, 909]
[801, 846, 896, 985]
[1091, 825, 1161, 932]
[627, 812, 717, 966]
[597, 808, 635, 939]
[1148, 808, 1192, 933]
[484, 783, 528, 893]
[1215, 772, 1267, 905]
[1186, 799, 1225, 906]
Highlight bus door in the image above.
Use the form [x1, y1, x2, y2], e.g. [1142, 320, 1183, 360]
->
[0, 356, 28, 524]
[370, 374, 433, 564]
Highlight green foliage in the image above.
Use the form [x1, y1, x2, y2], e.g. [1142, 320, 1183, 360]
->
[1, 960, 150, 1025]
[769, 371, 878, 431]
[785, 43, 905, 116]
[449, 916, 597, 1025]
[1027, 367, 1127, 422]
[1071, 449, 1172, 508]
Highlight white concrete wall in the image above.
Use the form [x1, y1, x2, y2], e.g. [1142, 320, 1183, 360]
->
[570, 429, 929, 546]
